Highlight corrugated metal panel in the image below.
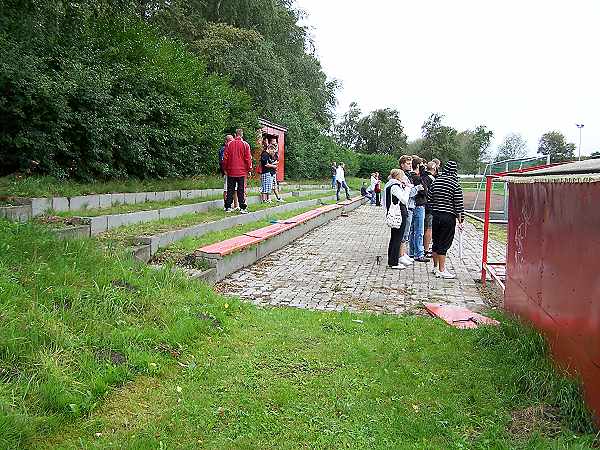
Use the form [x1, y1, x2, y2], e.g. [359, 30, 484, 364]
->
[505, 181, 600, 425]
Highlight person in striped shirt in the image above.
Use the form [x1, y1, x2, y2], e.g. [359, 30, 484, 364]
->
[426, 160, 464, 279]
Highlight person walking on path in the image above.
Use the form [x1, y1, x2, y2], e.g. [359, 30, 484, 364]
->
[383, 169, 409, 269]
[223, 128, 252, 214]
[427, 160, 464, 279]
[335, 163, 351, 201]
[408, 157, 430, 262]
[331, 162, 337, 189]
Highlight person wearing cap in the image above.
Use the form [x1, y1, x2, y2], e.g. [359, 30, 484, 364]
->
[427, 160, 464, 279]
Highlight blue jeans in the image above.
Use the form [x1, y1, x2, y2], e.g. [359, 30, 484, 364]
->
[331, 176, 336, 188]
[402, 208, 413, 243]
[409, 206, 425, 258]
[367, 189, 375, 204]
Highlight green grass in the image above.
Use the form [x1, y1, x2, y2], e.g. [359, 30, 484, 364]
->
[98, 193, 335, 245]
[48, 194, 224, 218]
[0, 175, 331, 199]
[153, 203, 336, 265]
[467, 217, 508, 244]
[0, 219, 596, 449]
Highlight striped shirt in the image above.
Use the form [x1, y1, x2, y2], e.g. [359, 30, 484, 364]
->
[426, 173, 464, 217]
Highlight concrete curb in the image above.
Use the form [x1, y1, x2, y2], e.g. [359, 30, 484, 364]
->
[193, 201, 366, 284]
[132, 195, 338, 261]
[72, 189, 330, 236]
[8, 185, 334, 217]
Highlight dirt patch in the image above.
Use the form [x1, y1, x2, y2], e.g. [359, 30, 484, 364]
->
[508, 404, 562, 439]
[475, 280, 504, 308]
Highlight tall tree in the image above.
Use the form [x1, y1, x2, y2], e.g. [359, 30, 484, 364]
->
[356, 108, 407, 156]
[421, 113, 459, 165]
[495, 133, 528, 161]
[537, 131, 576, 163]
[456, 125, 494, 174]
[334, 102, 362, 150]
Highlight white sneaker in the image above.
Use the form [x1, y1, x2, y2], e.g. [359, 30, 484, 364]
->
[233, 206, 240, 211]
[277, 198, 286, 203]
[431, 267, 439, 275]
[400, 256, 413, 266]
[239, 209, 249, 214]
[389, 264, 405, 270]
[224, 208, 233, 213]
[437, 270, 456, 279]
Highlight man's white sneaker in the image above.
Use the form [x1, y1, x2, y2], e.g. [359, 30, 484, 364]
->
[400, 256, 413, 266]
[224, 208, 234, 213]
[277, 198, 286, 203]
[437, 270, 456, 279]
[389, 264, 405, 270]
[239, 209, 249, 214]
[431, 267, 439, 275]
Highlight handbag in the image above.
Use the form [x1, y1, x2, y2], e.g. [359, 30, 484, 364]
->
[386, 201, 403, 228]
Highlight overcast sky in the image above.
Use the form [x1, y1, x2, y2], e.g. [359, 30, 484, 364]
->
[295, 0, 600, 157]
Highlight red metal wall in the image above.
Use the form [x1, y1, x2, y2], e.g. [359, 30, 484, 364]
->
[505, 181, 600, 425]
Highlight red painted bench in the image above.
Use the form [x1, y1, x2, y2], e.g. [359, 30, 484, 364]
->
[198, 204, 344, 257]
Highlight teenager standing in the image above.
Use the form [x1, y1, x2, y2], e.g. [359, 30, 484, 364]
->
[427, 160, 464, 279]
[383, 169, 409, 269]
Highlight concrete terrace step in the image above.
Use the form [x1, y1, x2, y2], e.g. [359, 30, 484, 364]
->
[1, 184, 334, 221]
[74, 189, 330, 235]
[192, 199, 366, 283]
[134, 196, 339, 259]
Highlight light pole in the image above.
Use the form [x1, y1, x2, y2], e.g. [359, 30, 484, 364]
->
[576, 123, 584, 161]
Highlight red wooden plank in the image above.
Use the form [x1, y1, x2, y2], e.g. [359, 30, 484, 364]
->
[244, 223, 290, 239]
[425, 303, 499, 329]
[316, 204, 342, 212]
[199, 235, 262, 256]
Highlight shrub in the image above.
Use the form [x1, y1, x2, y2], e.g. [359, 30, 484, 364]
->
[0, 10, 257, 180]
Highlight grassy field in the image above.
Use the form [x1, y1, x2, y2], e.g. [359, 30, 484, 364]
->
[97, 193, 334, 245]
[467, 217, 508, 244]
[152, 202, 337, 266]
[0, 175, 332, 199]
[0, 219, 597, 449]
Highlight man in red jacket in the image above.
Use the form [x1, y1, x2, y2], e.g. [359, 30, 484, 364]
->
[222, 128, 253, 213]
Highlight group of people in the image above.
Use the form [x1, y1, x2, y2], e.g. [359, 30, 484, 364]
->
[259, 137, 285, 204]
[383, 156, 464, 280]
[218, 129, 286, 213]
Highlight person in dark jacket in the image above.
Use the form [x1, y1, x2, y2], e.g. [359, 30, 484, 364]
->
[422, 161, 437, 256]
[427, 160, 464, 279]
[408, 156, 429, 262]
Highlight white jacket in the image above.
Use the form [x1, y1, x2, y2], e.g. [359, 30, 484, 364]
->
[335, 166, 346, 183]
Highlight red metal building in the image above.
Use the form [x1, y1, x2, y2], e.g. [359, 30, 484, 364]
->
[256, 118, 287, 182]
[504, 159, 600, 424]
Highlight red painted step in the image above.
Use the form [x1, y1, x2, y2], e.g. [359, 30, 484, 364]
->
[199, 235, 263, 256]
[425, 303, 499, 329]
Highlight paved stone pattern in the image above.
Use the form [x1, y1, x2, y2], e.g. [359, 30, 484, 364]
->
[217, 206, 506, 315]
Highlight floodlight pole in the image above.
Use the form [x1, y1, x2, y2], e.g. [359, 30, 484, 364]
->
[576, 123, 584, 161]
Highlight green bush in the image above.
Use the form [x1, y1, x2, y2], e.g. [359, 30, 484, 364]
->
[357, 153, 398, 178]
[0, 9, 257, 180]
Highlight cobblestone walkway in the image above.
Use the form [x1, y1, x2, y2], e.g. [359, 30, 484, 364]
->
[217, 205, 506, 315]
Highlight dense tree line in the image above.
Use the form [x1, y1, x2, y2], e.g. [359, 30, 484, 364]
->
[0, 0, 350, 180]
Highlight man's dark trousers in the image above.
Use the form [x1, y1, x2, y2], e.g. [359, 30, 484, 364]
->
[225, 176, 247, 210]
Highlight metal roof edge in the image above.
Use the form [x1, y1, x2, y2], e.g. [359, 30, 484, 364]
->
[259, 118, 288, 132]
